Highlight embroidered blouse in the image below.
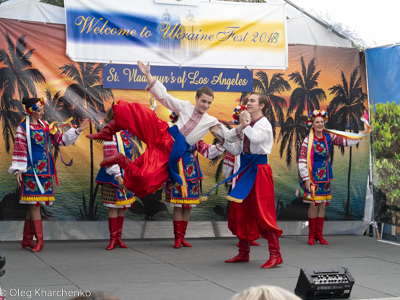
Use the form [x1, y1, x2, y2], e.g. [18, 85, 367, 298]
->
[9, 120, 81, 175]
[298, 132, 360, 182]
[219, 116, 273, 156]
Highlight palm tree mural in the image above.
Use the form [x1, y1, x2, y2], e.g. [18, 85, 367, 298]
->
[59, 62, 110, 128]
[279, 56, 326, 167]
[59, 62, 113, 220]
[43, 88, 75, 163]
[0, 32, 46, 152]
[327, 66, 367, 219]
[43, 88, 72, 124]
[253, 71, 290, 139]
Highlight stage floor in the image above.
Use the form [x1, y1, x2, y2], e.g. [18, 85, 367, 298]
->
[1, 235, 400, 300]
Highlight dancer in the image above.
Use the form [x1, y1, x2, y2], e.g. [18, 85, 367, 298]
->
[298, 110, 369, 245]
[209, 93, 283, 268]
[9, 97, 87, 252]
[86, 60, 223, 246]
[164, 138, 225, 248]
[222, 150, 260, 247]
[95, 107, 136, 250]
[160, 112, 225, 248]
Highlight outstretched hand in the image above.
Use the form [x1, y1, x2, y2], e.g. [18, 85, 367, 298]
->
[360, 121, 369, 135]
[137, 60, 153, 83]
[77, 119, 89, 133]
[138, 60, 150, 76]
[210, 124, 223, 144]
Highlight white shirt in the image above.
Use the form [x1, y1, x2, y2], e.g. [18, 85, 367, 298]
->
[218, 117, 273, 156]
[146, 80, 219, 146]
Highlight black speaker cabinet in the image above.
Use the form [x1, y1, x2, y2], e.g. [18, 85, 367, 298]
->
[295, 267, 354, 300]
[0, 250, 5, 277]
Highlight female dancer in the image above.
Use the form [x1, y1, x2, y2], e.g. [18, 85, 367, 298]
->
[298, 110, 368, 245]
[164, 112, 225, 248]
[95, 108, 136, 250]
[9, 97, 87, 252]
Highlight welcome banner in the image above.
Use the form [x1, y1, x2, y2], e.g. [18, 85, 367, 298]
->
[103, 64, 253, 92]
[65, 0, 287, 69]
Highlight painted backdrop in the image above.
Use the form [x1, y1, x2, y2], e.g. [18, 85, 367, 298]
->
[0, 19, 369, 222]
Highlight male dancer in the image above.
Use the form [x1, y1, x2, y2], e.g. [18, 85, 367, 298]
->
[211, 92, 283, 268]
[87, 60, 222, 247]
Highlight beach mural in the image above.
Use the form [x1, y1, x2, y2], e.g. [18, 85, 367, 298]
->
[0, 19, 369, 222]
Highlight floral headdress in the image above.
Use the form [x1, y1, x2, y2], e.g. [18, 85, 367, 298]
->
[232, 104, 247, 125]
[169, 111, 178, 124]
[306, 110, 328, 127]
[24, 97, 45, 115]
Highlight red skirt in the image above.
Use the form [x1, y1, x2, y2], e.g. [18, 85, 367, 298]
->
[113, 101, 174, 198]
[228, 164, 283, 241]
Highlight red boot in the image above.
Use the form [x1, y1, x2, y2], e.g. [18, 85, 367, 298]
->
[315, 217, 329, 245]
[31, 220, 44, 252]
[106, 217, 118, 250]
[100, 153, 132, 169]
[225, 240, 250, 263]
[261, 231, 283, 268]
[86, 119, 119, 141]
[21, 219, 36, 249]
[181, 221, 192, 247]
[308, 217, 316, 245]
[116, 216, 128, 248]
[173, 221, 182, 248]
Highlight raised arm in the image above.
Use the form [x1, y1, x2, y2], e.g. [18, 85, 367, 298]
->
[50, 119, 87, 147]
[242, 117, 272, 145]
[330, 133, 360, 147]
[215, 111, 250, 143]
[138, 60, 187, 112]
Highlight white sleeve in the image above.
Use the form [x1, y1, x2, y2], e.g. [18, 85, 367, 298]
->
[197, 140, 225, 160]
[8, 126, 28, 174]
[146, 80, 187, 113]
[298, 137, 309, 181]
[222, 140, 242, 156]
[242, 123, 272, 144]
[217, 125, 243, 143]
[61, 128, 81, 146]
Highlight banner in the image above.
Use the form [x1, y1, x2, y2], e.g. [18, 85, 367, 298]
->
[155, 0, 200, 6]
[65, 0, 287, 69]
[103, 64, 253, 92]
[365, 45, 400, 105]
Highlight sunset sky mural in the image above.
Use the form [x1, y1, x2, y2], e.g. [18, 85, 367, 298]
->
[0, 18, 369, 222]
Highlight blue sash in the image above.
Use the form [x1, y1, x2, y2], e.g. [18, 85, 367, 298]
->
[167, 125, 189, 186]
[203, 154, 268, 202]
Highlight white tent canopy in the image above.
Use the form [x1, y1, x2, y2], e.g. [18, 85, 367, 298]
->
[0, 0, 353, 48]
[286, 0, 400, 49]
[0, 0, 65, 24]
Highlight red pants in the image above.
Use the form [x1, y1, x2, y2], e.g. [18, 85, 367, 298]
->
[228, 164, 283, 241]
[113, 101, 174, 198]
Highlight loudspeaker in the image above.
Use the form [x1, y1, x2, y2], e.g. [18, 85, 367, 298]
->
[294, 267, 354, 300]
[0, 250, 5, 277]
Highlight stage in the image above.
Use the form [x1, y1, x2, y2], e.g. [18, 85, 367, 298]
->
[0, 235, 400, 300]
